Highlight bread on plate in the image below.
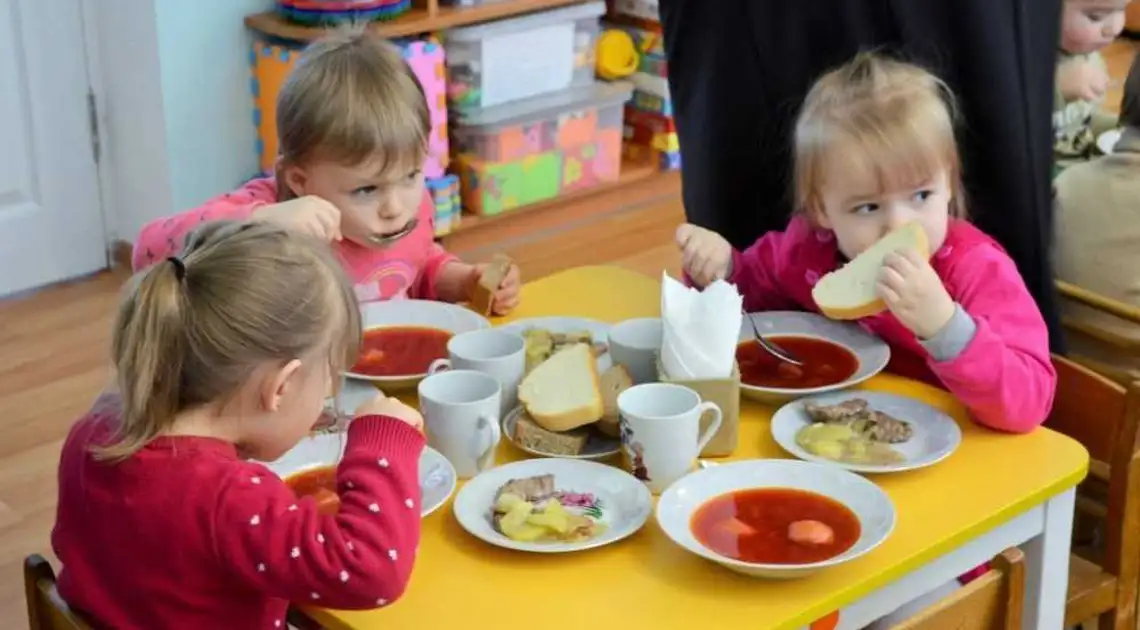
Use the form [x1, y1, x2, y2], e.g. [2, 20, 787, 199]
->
[518, 343, 603, 432]
[811, 221, 930, 320]
[595, 365, 632, 438]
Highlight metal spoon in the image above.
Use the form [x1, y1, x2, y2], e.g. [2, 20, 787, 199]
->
[366, 217, 419, 247]
[743, 309, 803, 366]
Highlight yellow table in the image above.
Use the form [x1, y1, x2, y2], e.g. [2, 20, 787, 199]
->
[308, 266, 1089, 630]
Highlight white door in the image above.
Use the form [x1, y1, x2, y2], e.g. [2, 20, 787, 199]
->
[0, 0, 106, 297]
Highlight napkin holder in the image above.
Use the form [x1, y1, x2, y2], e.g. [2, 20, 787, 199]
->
[655, 356, 740, 457]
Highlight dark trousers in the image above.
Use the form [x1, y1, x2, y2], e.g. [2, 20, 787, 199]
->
[659, 0, 1065, 350]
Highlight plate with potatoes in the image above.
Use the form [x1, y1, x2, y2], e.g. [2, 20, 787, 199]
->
[452, 458, 652, 553]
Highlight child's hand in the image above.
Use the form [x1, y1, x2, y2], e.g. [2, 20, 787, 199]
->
[355, 394, 423, 432]
[1057, 58, 1110, 102]
[676, 223, 733, 287]
[876, 249, 956, 340]
[252, 195, 342, 242]
[472, 261, 521, 315]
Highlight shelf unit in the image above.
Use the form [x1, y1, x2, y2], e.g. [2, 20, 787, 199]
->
[245, 0, 679, 248]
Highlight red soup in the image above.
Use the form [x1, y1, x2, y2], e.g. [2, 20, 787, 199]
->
[736, 335, 858, 389]
[691, 488, 861, 564]
[351, 326, 451, 377]
[285, 466, 340, 515]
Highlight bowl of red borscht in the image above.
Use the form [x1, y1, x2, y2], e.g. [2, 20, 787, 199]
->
[345, 300, 491, 390]
[736, 311, 891, 404]
[655, 459, 895, 579]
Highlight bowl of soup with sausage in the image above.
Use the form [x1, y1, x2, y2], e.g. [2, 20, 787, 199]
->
[736, 312, 891, 403]
[655, 459, 895, 578]
[345, 300, 491, 390]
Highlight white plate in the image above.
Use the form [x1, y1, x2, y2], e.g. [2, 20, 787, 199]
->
[260, 432, 457, 518]
[1098, 128, 1122, 155]
[452, 458, 652, 553]
[496, 316, 613, 372]
[770, 391, 962, 474]
[656, 459, 896, 579]
[501, 405, 621, 461]
[345, 300, 491, 389]
[738, 311, 891, 403]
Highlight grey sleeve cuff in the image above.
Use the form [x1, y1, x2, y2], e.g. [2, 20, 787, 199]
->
[920, 304, 977, 362]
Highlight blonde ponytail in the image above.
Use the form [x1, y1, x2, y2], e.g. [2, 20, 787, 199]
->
[96, 221, 360, 460]
[101, 259, 189, 459]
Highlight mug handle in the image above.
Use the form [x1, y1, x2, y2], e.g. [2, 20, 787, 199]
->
[472, 414, 502, 466]
[694, 402, 723, 454]
[427, 358, 451, 375]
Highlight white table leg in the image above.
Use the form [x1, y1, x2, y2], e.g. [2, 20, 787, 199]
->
[1021, 488, 1076, 630]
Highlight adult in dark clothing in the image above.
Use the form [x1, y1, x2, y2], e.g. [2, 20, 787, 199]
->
[659, 0, 1066, 350]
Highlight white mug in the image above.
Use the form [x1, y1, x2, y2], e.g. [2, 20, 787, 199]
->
[418, 370, 502, 479]
[607, 317, 663, 384]
[617, 383, 722, 494]
[427, 329, 526, 415]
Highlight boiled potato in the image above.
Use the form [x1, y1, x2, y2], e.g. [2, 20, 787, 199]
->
[498, 499, 534, 538]
[526, 500, 571, 534]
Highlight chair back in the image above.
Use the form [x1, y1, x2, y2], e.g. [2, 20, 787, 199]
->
[24, 555, 91, 630]
[1056, 280, 1140, 385]
[888, 548, 1025, 630]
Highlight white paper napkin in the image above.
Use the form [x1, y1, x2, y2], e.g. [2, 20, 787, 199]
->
[659, 273, 742, 379]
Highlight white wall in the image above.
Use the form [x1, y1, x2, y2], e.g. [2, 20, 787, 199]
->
[91, 0, 272, 242]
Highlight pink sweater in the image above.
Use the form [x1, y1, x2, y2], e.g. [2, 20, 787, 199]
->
[731, 216, 1056, 433]
[132, 178, 458, 303]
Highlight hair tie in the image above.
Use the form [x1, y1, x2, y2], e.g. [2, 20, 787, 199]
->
[167, 256, 186, 280]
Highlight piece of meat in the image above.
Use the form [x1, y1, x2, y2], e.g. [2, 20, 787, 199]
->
[495, 475, 555, 504]
[788, 520, 835, 546]
[804, 399, 870, 424]
[862, 410, 913, 443]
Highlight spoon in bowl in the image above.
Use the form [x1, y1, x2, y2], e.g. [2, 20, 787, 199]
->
[743, 309, 803, 367]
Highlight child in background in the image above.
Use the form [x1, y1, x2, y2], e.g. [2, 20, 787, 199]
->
[54, 221, 426, 629]
[1054, 0, 1131, 170]
[678, 52, 1056, 433]
[131, 29, 521, 313]
[1054, 53, 1140, 382]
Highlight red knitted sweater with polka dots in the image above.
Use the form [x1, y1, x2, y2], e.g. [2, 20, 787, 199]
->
[52, 395, 424, 630]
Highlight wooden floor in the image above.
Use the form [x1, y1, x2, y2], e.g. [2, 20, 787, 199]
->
[2, 39, 1136, 630]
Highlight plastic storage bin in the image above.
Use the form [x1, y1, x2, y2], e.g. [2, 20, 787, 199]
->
[453, 82, 632, 216]
[444, 1, 605, 112]
[249, 37, 450, 178]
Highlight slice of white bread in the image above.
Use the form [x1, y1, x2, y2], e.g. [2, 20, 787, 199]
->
[811, 222, 930, 320]
[518, 343, 604, 432]
[596, 365, 633, 438]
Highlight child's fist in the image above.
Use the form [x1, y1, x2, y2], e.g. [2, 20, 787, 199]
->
[355, 394, 424, 432]
[469, 261, 521, 316]
[676, 223, 733, 287]
[252, 195, 343, 242]
[1057, 58, 1110, 102]
[876, 248, 956, 340]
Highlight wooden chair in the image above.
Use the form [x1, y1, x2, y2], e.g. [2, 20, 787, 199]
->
[1056, 280, 1140, 386]
[23, 555, 90, 630]
[1048, 355, 1140, 630]
[889, 548, 1025, 630]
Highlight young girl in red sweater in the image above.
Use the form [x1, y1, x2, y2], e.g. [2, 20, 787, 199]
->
[52, 221, 425, 629]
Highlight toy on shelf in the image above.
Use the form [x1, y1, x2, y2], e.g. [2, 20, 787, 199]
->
[444, 2, 605, 112]
[427, 174, 462, 235]
[453, 82, 632, 216]
[276, 0, 412, 25]
[595, 29, 638, 80]
[248, 36, 450, 178]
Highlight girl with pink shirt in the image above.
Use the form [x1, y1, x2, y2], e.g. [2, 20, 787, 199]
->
[678, 52, 1056, 436]
[133, 30, 521, 313]
[680, 52, 1057, 626]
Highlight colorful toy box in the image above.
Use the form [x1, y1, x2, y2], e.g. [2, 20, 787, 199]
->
[443, 2, 605, 112]
[426, 174, 462, 235]
[603, 21, 668, 78]
[275, 0, 411, 25]
[248, 37, 450, 178]
[453, 82, 633, 216]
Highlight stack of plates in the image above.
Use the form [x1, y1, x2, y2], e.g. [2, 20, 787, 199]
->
[276, 0, 412, 25]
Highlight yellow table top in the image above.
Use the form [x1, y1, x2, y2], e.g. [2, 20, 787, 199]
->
[309, 265, 1089, 630]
